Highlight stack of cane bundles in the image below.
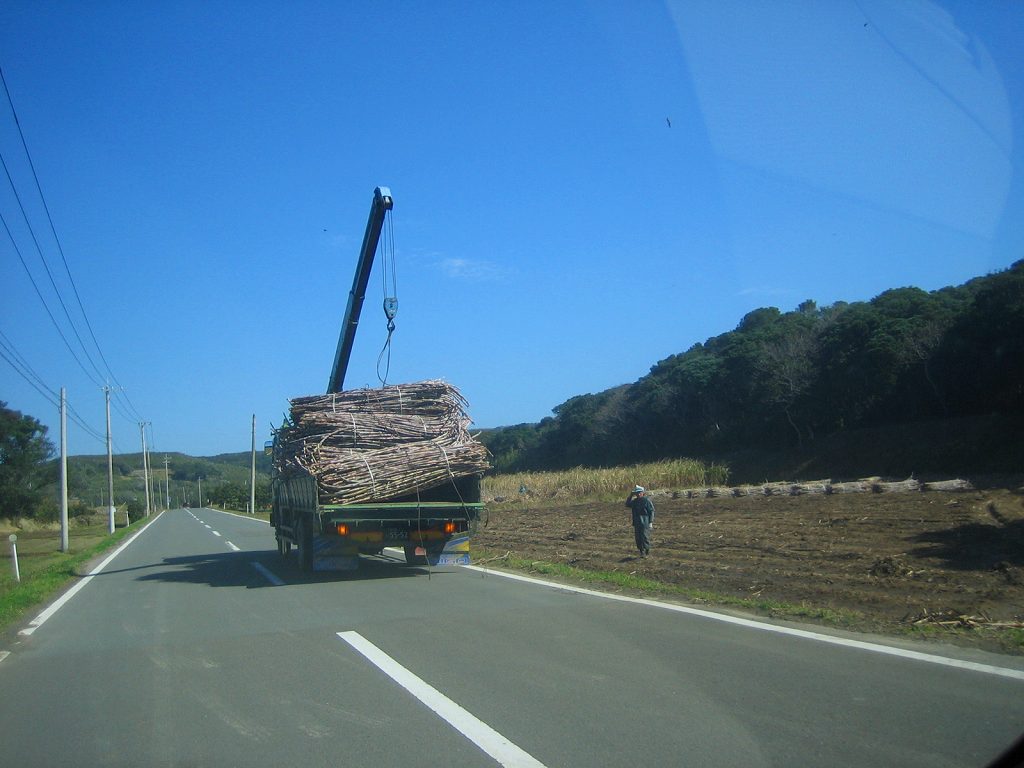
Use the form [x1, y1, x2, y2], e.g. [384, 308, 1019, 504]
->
[274, 380, 490, 504]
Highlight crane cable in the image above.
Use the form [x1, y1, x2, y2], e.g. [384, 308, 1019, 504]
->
[376, 208, 398, 385]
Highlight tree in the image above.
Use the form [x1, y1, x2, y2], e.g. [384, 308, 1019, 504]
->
[755, 324, 819, 446]
[0, 402, 56, 519]
[475, 262, 1023, 473]
[937, 260, 1024, 416]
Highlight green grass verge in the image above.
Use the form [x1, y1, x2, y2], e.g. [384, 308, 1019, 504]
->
[901, 622, 1024, 653]
[0, 517, 151, 633]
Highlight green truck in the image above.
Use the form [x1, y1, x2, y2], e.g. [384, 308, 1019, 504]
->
[269, 187, 487, 571]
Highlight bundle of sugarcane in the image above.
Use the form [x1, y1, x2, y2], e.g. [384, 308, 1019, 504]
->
[290, 380, 468, 421]
[274, 380, 489, 504]
[294, 438, 490, 504]
[277, 411, 471, 452]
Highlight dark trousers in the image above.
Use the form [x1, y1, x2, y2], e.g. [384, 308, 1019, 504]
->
[633, 515, 651, 554]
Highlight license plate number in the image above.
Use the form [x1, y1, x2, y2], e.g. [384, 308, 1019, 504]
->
[384, 528, 407, 540]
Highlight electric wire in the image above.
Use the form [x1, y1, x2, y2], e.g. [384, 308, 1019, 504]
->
[0, 347, 107, 446]
[0, 346, 58, 408]
[0, 68, 134, 400]
[0, 68, 145, 424]
[0, 151, 109, 386]
[1, 210, 106, 388]
[0, 329, 130, 452]
[107, 390, 137, 424]
[0, 327, 59, 401]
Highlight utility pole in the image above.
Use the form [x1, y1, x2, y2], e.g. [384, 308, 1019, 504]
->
[250, 414, 256, 515]
[197, 476, 202, 509]
[164, 456, 170, 509]
[60, 387, 69, 552]
[139, 422, 151, 517]
[104, 386, 115, 534]
[146, 425, 156, 512]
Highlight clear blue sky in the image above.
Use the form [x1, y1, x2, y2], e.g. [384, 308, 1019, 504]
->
[1, 0, 1021, 458]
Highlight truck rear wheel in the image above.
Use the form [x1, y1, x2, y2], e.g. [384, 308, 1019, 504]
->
[297, 517, 314, 573]
[404, 545, 427, 565]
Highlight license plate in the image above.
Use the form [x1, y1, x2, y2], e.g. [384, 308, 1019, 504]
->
[384, 528, 407, 540]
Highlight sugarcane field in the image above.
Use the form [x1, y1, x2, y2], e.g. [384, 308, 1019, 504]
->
[473, 478, 1024, 654]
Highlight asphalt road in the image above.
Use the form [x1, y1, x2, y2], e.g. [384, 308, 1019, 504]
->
[1, 508, 1022, 767]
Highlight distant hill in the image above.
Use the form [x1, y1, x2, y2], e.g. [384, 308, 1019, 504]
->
[480, 260, 1024, 481]
[46, 450, 272, 515]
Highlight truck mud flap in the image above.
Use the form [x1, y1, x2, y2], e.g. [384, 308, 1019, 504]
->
[427, 535, 471, 566]
[312, 536, 359, 571]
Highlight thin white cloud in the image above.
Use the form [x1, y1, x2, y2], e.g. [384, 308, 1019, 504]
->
[438, 257, 510, 281]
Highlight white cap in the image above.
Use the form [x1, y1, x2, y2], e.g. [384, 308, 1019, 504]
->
[634, 485, 645, 493]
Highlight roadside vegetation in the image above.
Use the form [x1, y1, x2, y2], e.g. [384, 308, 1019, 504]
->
[481, 458, 728, 504]
[0, 514, 149, 633]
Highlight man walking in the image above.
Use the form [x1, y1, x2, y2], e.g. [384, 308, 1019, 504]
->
[625, 485, 655, 557]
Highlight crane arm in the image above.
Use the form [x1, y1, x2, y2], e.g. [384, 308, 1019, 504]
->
[327, 186, 394, 393]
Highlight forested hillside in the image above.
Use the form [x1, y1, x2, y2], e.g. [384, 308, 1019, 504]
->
[480, 260, 1023, 479]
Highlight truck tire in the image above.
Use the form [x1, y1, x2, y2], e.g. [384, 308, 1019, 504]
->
[404, 545, 427, 566]
[297, 516, 314, 573]
[276, 536, 291, 558]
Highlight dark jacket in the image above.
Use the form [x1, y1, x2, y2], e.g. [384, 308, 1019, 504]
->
[625, 493, 655, 525]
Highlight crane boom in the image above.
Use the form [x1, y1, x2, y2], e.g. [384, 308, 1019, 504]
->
[327, 186, 394, 393]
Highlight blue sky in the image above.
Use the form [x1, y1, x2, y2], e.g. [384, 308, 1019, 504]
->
[1, 0, 1021, 458]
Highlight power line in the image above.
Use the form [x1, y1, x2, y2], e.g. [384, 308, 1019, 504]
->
[0, 210, 104, 387]
[0, 328, 125, 450]
[0, 327, 59, 401]
[0, 345, 58, 408]
[0, 68, 148, 448]
[0, 346, 105, 445]
[0, 150, 108, 385]
[0, 67, 133, 401]
[0, 67, 145, 425]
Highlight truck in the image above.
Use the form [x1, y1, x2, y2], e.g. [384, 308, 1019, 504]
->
[268, 187, 486, 571]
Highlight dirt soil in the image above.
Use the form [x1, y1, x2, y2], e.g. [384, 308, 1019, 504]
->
[474, 483, 1024, 653]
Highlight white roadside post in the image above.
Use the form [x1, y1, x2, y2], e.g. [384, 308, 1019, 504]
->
[9, 534, 20, 583]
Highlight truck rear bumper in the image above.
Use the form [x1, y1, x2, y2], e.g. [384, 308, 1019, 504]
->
[309, 534, 471, 570]
[312, 537, 360, 571]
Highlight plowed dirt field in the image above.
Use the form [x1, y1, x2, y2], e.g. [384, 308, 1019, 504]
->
[474, 484, 1024, 653]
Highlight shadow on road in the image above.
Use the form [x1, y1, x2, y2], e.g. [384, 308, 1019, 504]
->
[277, 552, 461, 584]
[102, 550, 452, 588]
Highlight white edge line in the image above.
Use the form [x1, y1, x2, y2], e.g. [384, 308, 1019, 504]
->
[226, 541, 240, 552]
[0, 651, 9, 664]
[209, 508, 271, 524]
[337, 631, 547, 768]
[18, 512, 165, 637]
[462, 565, 1024, 683]
[251, 562, 284, 586]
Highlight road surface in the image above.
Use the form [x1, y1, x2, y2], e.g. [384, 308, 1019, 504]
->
[0, 508, 1022, 767]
